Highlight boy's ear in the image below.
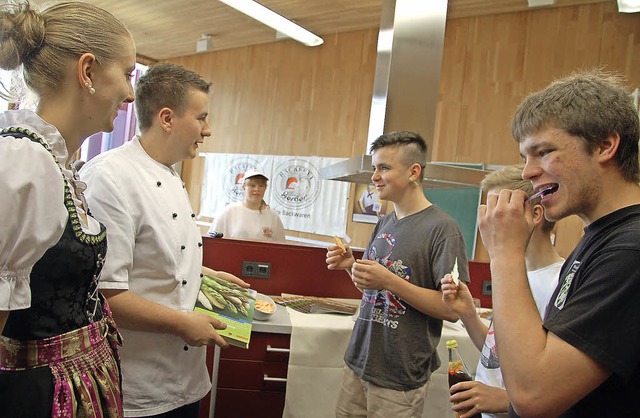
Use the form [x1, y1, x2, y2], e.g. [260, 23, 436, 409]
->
[532, 204, 545, 227]
[410, 162, 422, 178]
[597, 133, 620, 163]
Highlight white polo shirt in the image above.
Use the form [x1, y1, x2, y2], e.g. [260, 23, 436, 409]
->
[81, 137, 210, 417]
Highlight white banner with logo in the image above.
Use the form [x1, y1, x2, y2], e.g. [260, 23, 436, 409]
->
[200, 153, 349, 236]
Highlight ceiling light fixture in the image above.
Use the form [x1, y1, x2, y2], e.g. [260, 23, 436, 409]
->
[527, 0, 556, 7]
[218, 0, 323, 47]
[617, 0, 640, 12]
[196, 34, 214, 52]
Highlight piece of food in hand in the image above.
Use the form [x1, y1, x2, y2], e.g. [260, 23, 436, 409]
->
[451, 258, 460, 286]
[478, 308, 493, 319]
[334, 236, 347, 255]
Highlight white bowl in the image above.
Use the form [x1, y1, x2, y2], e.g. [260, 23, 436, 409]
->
[254, 293, 276, 321]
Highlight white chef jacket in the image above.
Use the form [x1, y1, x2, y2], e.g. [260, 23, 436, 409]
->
[80, 137, 210, 416]
[0, 109, 100, 310]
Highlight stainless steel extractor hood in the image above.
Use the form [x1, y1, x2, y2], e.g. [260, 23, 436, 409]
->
[321, 155, 488, 189]
[320, 0, 490, 188]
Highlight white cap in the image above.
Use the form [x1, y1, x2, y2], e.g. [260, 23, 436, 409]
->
[243, 168, 268, 181]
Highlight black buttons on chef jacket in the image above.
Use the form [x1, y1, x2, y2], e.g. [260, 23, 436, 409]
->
[198, 242, 203, 248]
[183, 345, 189, 351]
[182, 280, 187, 285]
[156, 181, 162, 187]
[172, 213, 178, 219]
[181, 245, 186, 250]
[191, 213, 196, 218]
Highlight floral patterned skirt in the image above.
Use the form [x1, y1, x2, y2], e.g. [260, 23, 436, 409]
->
[0, 311, 123, 418]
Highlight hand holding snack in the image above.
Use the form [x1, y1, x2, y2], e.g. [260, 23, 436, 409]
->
[334, 236, 347, 255]
[441, 274, 476, 318]
[326, 237, 355, 271]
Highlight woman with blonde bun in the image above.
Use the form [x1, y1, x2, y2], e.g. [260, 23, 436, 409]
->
[0, 1, 136, 416]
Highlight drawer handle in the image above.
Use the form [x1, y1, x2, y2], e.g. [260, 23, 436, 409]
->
[266, 344, 290, 353]
[263, 374, 287, 383]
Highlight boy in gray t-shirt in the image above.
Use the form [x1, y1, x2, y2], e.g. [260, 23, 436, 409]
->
[327, 131, 469, 417]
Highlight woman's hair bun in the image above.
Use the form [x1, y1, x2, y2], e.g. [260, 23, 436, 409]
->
[0, 1, 45, 70]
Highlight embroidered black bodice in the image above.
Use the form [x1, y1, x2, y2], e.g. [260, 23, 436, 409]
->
[1, 127, 108, 340]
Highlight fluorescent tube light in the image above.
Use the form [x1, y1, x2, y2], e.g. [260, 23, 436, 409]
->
[618, 0, 640, 12]
[218, 0, 324, 46]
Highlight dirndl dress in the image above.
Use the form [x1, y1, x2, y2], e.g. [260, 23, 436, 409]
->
[0, 127, 123, 418]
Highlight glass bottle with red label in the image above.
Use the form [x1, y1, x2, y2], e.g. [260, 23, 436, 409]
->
[447, 339, 481, 418]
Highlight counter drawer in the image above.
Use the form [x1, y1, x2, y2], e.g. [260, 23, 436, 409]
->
[214, 388, 285, 418]
[220, 332, 290, 362]
[217, 358, 287, 391]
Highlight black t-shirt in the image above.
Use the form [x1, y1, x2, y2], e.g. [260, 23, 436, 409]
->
[509, 205, 640, 418]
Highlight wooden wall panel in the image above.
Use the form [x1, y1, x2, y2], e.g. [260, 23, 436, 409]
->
[433, 18, 469, 162]
[433, 2, 635, 168]
[601, 2, 640, 86]
[170, 29, 376, 158]
[168, 3, 640, 253]
[522, 3, 604, 91]
[448, 0, 607, 19]
[441, 12, 529, 166]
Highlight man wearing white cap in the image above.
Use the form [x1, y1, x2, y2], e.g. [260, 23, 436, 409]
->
[208, 168, 286, 241]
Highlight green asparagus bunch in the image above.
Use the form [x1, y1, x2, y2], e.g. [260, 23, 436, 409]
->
[197, 275, 255, 318]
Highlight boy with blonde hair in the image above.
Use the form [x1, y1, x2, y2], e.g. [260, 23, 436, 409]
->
[442, 164, 564, 418]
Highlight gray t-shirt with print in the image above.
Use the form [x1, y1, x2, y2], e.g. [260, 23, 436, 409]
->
[344, 205, 469, 391]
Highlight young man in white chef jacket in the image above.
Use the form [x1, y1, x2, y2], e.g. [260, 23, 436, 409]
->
[82, 63, 248, 417]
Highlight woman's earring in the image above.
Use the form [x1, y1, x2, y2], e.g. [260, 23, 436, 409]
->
[85, 82, 96, 95]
